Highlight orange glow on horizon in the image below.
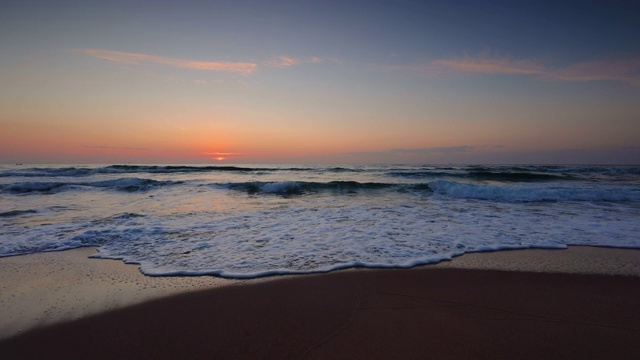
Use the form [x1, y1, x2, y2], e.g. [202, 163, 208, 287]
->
[202, 151, 247, 156]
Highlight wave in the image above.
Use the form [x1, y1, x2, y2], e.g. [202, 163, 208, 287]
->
[102, 165, 258, 174]
[3, 178, 399, 196]
[538, 165, 640, 175]
[1, 178, 180, 194]
[0, 209, 38, 217]
[467, 171, 571, 181]
[429, 180, 640, 202]
[0, 167, 95, 178]
[386, 169, 573, 182]
[221, 180, 397, 196]
[0, 165, 259, 178]
[219, 179, 640, 202]
[103, 165, 363, 174]
[0, 165, 366, 177]
[3, 176, 638, 203]
[88, 178, 181, 192]
[386, 165, 640, 182]
[3, 165, 638, 182]
[0, 181, 70, 194]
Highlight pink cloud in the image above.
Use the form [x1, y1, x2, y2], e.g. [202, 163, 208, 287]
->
[76, 49, 257, 75]
[390, 53, 640, 87]
[307, 56, 323, 64]
[266, 55, 325, 68]
[545, 57, 640, 86]
[433, 55, 546, 75]
[268, 56, 298, 68]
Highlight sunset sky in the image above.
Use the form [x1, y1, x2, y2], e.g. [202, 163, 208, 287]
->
[1, 0, 639, 164]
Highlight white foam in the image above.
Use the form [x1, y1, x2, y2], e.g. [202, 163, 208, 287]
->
[1, 165, 639, 278]
[56, 194, 640, 277]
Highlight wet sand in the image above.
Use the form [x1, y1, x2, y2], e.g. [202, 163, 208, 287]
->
[434, 245, 640, 275]
[0, 248, 239, 339]
[1, 247, 640, 359]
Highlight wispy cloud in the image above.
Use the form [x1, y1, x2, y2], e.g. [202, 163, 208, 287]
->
[391, 53, 640, 86]
[266, 55, 325, 68]
[433, 55, 546, 75]
[544, 57, 640, 86]
[76, 49, 257, 75]
[268, 56, 298, 68]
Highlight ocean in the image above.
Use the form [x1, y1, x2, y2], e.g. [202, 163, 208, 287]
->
[1, 164, 639, 278]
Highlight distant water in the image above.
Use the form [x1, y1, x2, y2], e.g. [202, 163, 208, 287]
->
[1, 164, 639, 278]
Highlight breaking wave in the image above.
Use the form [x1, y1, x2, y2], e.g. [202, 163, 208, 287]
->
[0, 209, 38, 217]
[220, 181, 397, 196]
[429, 180, 640, 202]
[0, 178, 181, 194]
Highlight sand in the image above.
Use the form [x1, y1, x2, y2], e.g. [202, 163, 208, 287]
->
[1, 246, 640, 359]
[0, 248, 241, 339]
[434, 245, 640, 275]
[2, 246, 640, 340]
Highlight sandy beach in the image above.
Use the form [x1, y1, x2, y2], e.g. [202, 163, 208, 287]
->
[1, 246, 640, 359]
[3, 0, 640, 358]
[0, 248, 244, 339]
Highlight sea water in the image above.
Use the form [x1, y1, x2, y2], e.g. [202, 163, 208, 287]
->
[1, 164, 639, 278]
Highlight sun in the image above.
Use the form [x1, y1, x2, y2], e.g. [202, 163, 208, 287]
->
[202, 151, 245, 162]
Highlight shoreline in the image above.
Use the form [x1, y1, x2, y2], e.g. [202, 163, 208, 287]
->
[1, 246, 640, 342]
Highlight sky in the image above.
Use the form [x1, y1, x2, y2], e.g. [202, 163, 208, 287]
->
[1, 0, 639, 165]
